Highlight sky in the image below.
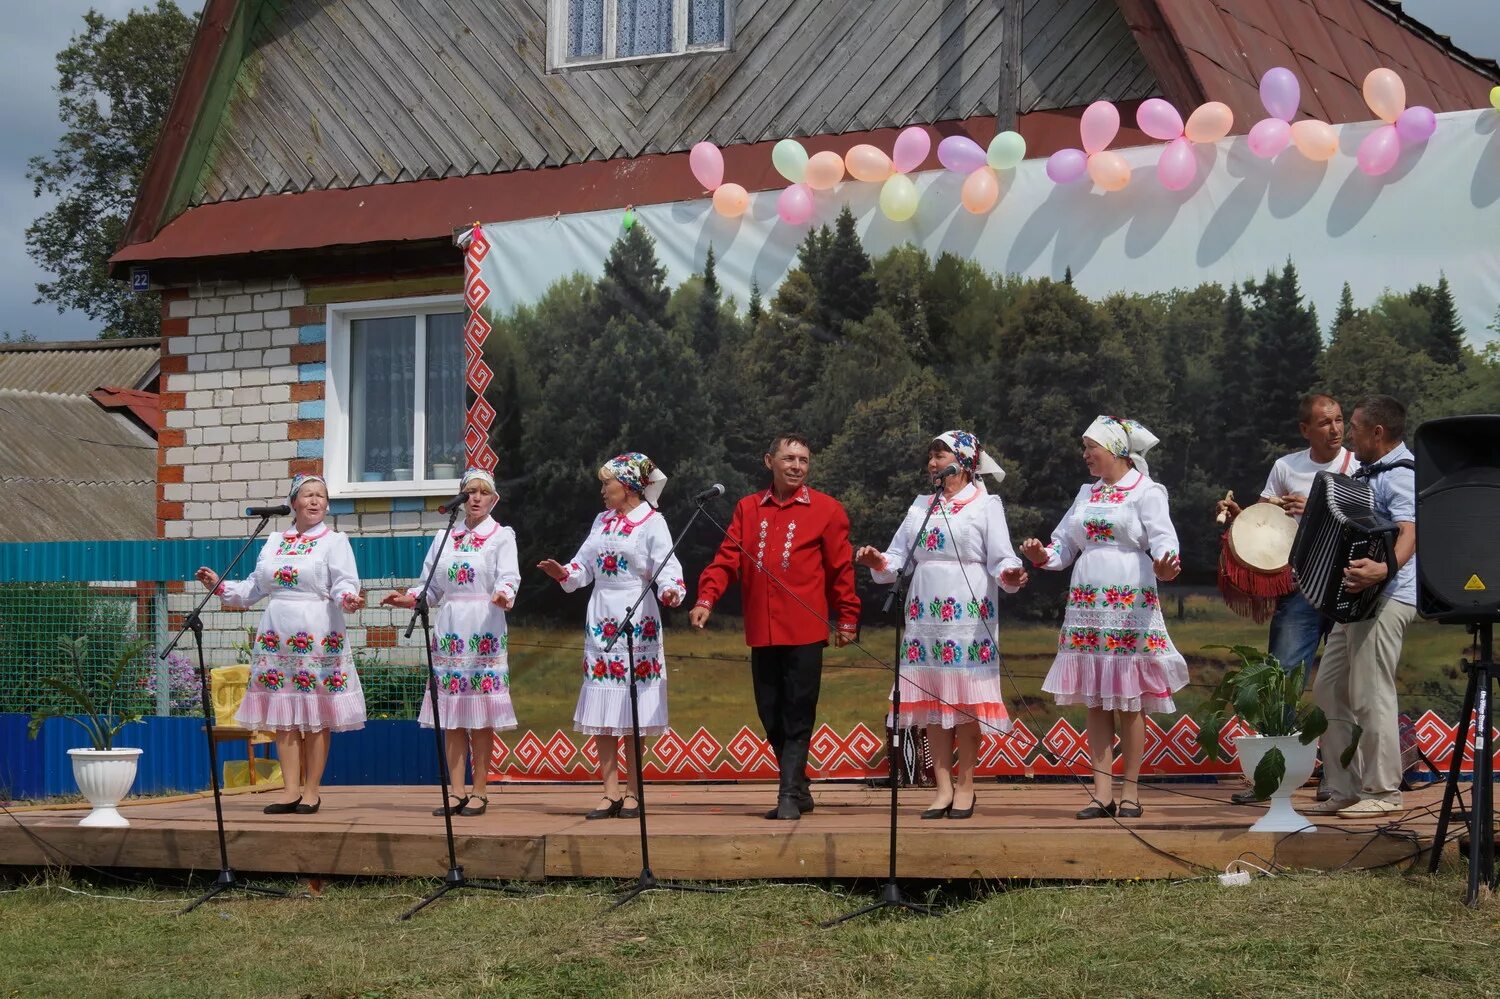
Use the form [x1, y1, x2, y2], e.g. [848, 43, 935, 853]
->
[0, 0, 1495, 342]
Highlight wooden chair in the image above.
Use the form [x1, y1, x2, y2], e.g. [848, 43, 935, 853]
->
[206, 666, 275, 785]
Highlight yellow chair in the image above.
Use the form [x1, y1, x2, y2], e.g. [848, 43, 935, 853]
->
[207, 666, 278, 787]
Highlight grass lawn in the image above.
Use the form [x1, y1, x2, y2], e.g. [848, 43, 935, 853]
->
[2, 866, 1497, 998]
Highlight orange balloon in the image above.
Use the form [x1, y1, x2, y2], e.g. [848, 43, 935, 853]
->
[804, 151, 846, 190]
[1184, 101, 1233, 143]
[1362, 68, 1405, 123]
[844, 144, 893, 183]
[1290, 119, 1338, 161]
[960, 167, 999, 213]
[1086, 151, 1131, 192]
[712, 182, 749, 217]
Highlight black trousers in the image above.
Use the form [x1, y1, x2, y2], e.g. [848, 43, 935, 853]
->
[750, 642, 824, 794]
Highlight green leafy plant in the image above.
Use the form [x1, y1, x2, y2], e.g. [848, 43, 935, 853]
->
[27, 636, 153, 750]
[229, 626, 256, 663]
[1194, 644, 1360, 801]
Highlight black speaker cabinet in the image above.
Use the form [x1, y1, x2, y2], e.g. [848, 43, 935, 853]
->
[1415, 415, 1500, 622]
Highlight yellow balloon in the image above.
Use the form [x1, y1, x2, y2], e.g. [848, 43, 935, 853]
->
[1290, 119, 1338, 161]
[804, 151, 846, 190]
[844, 144, 893, 183]
[1491, 85, 1500, 111]
[1362, 68, 1405, 123]
[712, 182, 749, 218]
[1184, 101, 1233, 143]
[960, 168, 999, 214]
[879, 173, 918, 221]
[1086, 151, 1131, 192]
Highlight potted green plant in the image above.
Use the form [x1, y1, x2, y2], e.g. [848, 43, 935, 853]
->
[1195, 644, 1359, 833]
[28, 636, 152, 827]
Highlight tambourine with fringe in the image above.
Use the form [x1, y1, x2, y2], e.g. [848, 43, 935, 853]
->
[1217, 501, 1299, 623]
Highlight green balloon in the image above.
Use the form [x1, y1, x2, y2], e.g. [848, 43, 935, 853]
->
[772, 139, 808, 184]
[879, 173, 918, 222]
[622, 208, 636, 231]
[987, 130, 1027, 170]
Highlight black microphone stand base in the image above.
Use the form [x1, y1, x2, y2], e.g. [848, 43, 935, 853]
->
[399, 865, 531, 921]
[1426, 621, 1497, 907]
[608, 867, 729, 911]
[821, 879, 936, 927]
[179, 867, 287, 915]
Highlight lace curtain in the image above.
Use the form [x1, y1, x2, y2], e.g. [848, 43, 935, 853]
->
[688, 0, 723, 46]
[617, 0, 673, 57]
[568, 0, 725, 59]
[348, 316, 415, 481]
[568, 0, 604, 58]
[424, 313, 466, 479]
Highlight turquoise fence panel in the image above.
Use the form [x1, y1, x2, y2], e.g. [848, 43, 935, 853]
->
[0, 537, 431, 584]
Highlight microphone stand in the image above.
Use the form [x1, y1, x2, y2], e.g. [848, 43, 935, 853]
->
[165, 511, 287, 915]
[823, 486, 945, 927]
[400, 500, 527, 920]
[604, 493, 730, 910]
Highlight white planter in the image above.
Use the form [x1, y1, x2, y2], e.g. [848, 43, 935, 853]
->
[1233, 734, 1318, 834]
[68, 747, 143, 828]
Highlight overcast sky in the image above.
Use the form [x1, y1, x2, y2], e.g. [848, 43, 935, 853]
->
[0, 0, 1495, 341]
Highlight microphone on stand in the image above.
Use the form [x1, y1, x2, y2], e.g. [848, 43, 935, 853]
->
[693, 483, 726, 503]
[437, 492, 470, 515]
[244, 504, 291, 517]
[935, 463, 963, 479]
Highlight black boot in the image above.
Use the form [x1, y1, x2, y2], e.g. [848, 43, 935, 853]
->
[766, 741, 809, 821]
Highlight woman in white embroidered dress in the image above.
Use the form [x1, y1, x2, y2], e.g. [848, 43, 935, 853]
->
[195, 474, 366, 815]
[856, 431, 1028, 820]
[1021, 416, 1186, 821]
[537, 453, 685, 820]
[381, 468, 519, 818]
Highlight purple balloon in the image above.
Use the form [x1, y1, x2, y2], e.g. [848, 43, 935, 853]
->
[1046, 148, 1088, 184]
[1260, 67, 1300, 121]
[1395, 105, 1436, 144]
[937, 135, 988, 173]
[1247, 117, 1291, 159]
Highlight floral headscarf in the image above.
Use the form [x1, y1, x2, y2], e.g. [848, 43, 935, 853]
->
[1083, 415, 1160, 475]
[460, 467, 496, 493]
[288, 473, 326, 504]
[933, 430, 1005, 485]
[601, 452, 667, 506]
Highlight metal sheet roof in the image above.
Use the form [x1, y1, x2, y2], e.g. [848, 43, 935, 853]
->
[0, 339, 160, 395]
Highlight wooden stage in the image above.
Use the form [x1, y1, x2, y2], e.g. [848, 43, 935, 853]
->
[0, 782, 1445, 882]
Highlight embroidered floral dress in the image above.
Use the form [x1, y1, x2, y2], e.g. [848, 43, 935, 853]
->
[406, 515, 521, 731]
[222, 525, 365, 732]
[1038, 472, 1188, 713]
[558, 504, 686, 736]
[870, 482, 1022, 731]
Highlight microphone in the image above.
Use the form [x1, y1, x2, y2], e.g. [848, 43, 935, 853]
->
[936, 463, 963, 479]
[693, 483, 726, 503]
[244, 504, 291, 517]
[437, 491, 469, 514]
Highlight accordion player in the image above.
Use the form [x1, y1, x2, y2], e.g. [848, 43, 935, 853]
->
[1289, 471, 1400, 623]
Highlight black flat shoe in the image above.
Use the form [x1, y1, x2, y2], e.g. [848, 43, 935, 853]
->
[948, 793, 976, 820]
[263, 797, 301, 815]
[585, 797, 622, 820]
[920, 803, 953, 820]
[1075, 799, 1117, 820]
[432, 794, 469, 817]
[618, 795, 640, 819]
[459, 794, 489, 817]
[766, 794, 801, 820]
[1117, 799, 1143, 818]
[294, 798, 321, 815]
[763, 794, 814, 819]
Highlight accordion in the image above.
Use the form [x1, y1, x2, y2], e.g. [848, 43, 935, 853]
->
[1289, 471, 1400, 624]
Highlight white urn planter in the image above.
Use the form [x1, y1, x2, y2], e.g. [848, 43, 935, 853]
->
[1233, 734, 1318, 833]
[68, 747, 143, 828]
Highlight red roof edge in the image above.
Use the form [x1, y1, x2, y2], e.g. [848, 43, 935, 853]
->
[90, 386, 162, 436]
[1115, 0, 1209, 110]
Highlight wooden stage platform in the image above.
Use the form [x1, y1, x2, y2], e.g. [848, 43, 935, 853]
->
[0, 782, 1445, 882]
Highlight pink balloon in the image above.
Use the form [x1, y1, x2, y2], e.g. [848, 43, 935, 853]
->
[1247, 118, 1291, 159]
[1046, 148, 1088, 184]
[1080, 100, 1120, 154]
[1260, 67, 1300, 121]
[1157, 137, 1196, 191]
[892, 127, 931, 174]
[1356, 125, 1401, 176]
[937, 135, 988, 173]
[689, 141, 723, 191]
[777, 183, 814, 225]
[1136, 98, 1184, 141]
[1395, 105, 1436, 144]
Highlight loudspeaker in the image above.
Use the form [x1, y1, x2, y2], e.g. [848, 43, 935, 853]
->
[1415, 415, 1500, 622]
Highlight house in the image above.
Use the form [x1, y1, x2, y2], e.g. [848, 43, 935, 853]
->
[109, 0, 1498, 542]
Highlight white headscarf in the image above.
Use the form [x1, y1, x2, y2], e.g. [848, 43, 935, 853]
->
[933, 430, 1005, 485]
[601, 452, 668, 506]
[1083, 415, 1159, 475]
[287, 473, 326, 503]
[460, 467, 496, 492]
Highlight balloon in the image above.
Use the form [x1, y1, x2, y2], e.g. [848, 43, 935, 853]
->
[987, 130, 1026, 170]
[892, 126, 931, 173]
[776, 183, 814, 225]
[960, 168, 999, 213]
[771, 139, 808, 184]
[711, 182, 748, 217]
[1185, 101, 1233, 143]
[879, 173, 919, 221]
[1290, 119, 1338, 161]
[1395, 105, 1436, 144]
[937, 134, 988, 173]
[1260, 67, 1301, 121]
[1247, 118, 1292, 159]
[804, 150, 845, 190]
[1045, 148, 1088, 184]
[1492, 85, 1500, 112]
[1362, 68, 1406, 124]
[1086, 151, 1130, 192]
[1356, 124, 1401, 176]
[1157, 137, 1196, 191]
[689, 141, 724, 191]
[1136, 98, 1184, 141]
[1080, 100, 1120, 154]
[844, 143, 892, 182]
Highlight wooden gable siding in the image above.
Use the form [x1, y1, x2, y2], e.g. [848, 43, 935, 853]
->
[192, 0, 1158, 206]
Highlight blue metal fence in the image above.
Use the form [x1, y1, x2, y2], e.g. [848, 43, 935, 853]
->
[0, 536, 429, 583]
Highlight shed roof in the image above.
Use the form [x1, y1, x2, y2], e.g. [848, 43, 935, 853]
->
[0, 339, 160, 396]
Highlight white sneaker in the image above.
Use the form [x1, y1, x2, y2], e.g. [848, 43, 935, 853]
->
[1307, 795, 1359, 815]
[1336, 798, 1402, 818]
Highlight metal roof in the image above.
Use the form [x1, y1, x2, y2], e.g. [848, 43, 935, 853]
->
[0, 339, 160, 395]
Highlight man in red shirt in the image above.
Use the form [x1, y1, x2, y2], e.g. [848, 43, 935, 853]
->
[691, 434, 861, 820]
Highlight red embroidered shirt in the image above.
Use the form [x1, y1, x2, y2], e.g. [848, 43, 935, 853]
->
[696, 485, 861, 648]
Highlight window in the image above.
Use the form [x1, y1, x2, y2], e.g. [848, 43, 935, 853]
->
[325, 296, 467, 497]
[550, 0, 732, 69]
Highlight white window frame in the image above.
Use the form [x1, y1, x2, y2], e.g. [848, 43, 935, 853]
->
[546, 0, 734, 71]
[324, 294, 468, 500]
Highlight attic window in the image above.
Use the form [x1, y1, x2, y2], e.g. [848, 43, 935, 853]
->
[552, 0, 732, 68]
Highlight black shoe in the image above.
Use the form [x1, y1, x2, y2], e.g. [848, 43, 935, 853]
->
[618, 794, 640, 819]
[1230, 789, 1262, 806]
[263, 797, 301, 815]
[459, 794, 488, 817]
[767, 794, 802, 820]
[1117, 799, 1143, 819]
[795, 792, 815, 814]
[585, 797, 623, 820]
[294, 798, 321, 815]
[1075, 799, 1117, 820]
[948, 792, 976, 820]
[1316, 787, 1333, 802]
[432, 794, 469, 817]
[920, 802, 953, 820]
